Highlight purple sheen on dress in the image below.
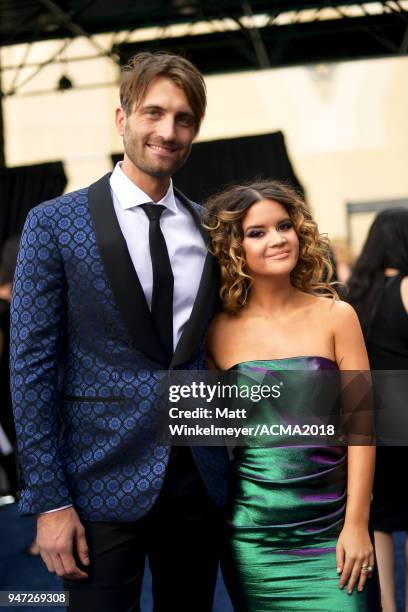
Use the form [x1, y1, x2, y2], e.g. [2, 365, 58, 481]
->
[246, 365, 281, 375]
[311, 451, 346, 465]
[241, 356, 338, 372]
[282, 546, 337, 556]
[303, 524, 343, 533]
[301, 492, 342, 502]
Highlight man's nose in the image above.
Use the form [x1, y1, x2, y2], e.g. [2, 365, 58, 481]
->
[157, 116, 176, 141]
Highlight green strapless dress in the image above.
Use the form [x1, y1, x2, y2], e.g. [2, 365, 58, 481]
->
[225, 357, 380, 611]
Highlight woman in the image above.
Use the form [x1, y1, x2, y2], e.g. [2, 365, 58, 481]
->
[204, 181, 379, 610]
[348, 208, 408, 612]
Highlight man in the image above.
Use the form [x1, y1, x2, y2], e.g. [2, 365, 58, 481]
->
[11, 52, 229, 611]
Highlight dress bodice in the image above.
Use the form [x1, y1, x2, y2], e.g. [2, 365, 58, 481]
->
[230, 355, 346, 530]
[229, 354, 338, 371]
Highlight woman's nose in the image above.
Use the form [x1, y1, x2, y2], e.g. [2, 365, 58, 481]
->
[267, 231, 287, 247]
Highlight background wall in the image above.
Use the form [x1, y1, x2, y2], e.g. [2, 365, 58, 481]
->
[2, 37, 408, 253]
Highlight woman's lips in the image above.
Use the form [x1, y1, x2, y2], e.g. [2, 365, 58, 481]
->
[266, 250, 291, 260]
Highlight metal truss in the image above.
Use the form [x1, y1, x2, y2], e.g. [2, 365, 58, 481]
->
[1, 1, 408, 97]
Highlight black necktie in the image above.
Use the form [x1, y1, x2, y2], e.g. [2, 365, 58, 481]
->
[141, 203, 174, 362]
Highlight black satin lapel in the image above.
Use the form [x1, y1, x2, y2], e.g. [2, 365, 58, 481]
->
[174, 187, 209, 245]
[87, 173, 167, 365]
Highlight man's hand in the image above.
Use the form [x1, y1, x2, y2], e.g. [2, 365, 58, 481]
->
[36, 507, 89, 580]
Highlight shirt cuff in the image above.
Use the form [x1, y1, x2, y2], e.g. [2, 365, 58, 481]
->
[40, 504, 73, 514]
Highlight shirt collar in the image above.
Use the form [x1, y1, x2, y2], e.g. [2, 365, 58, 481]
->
[110, 162, 178, 213]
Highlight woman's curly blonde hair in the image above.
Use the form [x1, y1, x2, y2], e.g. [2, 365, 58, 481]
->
[204, 181, 338, 314]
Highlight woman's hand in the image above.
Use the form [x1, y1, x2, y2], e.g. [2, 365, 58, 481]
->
[336, 523, 375, 594]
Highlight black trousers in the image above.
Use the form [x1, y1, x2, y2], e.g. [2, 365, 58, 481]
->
[63, 448, 223, 612]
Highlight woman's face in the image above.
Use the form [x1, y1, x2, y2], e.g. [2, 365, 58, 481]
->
[241, 199, 299, 278]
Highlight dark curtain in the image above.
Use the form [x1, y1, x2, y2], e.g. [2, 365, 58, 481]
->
[0, 236, 19, 285]
[112, 131, 303, 203]
[0, 161, 67, 249]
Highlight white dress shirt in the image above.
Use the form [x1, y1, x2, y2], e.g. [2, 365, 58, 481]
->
[109, 162, 207, 350]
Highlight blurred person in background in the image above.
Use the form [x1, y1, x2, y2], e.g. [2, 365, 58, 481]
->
[348, 208, 408, 612]
[0, 236, 20, 503]
[0, 274, 14, 504]
[331, 238, 353, 285]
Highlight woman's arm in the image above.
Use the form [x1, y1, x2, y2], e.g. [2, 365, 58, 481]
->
[332, 301, 376, 594]
[400, 275, 408, 314]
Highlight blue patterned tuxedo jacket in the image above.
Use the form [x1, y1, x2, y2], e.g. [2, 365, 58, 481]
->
[10, 173, 229, 521]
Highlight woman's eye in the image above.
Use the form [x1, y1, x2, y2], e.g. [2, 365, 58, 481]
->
[247, 230, 264, 238]
[278, 222, 293, 231]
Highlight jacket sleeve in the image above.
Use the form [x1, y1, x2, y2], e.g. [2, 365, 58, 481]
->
[10, 203, 73, 515]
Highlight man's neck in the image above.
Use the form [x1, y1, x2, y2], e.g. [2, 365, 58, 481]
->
[121, 158, 170, 202]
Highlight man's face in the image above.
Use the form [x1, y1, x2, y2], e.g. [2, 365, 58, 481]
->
[116, 77, 197, 181]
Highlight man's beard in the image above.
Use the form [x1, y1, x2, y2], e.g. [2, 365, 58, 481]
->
[123, 132, 192, 178]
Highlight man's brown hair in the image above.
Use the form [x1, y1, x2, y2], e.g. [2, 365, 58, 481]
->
[119, 51, 206, 131]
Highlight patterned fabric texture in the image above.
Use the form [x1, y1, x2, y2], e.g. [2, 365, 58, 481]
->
[10, 186, 229, 520]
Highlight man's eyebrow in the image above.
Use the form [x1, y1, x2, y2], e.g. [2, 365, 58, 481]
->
[139, 104, 193, 116]
[176, 110, 194, 117]
[140, 104, 163, 111]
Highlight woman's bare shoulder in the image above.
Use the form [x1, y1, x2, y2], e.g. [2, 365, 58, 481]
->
[295, 292, 339, 312]
[298, 294, 359, 331]
[208, 310, 235, 331]
[311, 295, 356, 317]
[207, 311, 241, 368]
[329, 298, 358, 318]
[208, 311, 237, 345]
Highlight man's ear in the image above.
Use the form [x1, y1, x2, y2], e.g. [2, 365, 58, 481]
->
[115, 107, 126, 137]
